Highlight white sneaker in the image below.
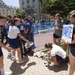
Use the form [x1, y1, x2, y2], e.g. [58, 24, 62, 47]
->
[4, 71, 11, 75]
[7, 52, 15, 61]
[25, 42, 33, 49]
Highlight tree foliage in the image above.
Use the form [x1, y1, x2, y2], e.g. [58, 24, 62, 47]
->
[39, 0, 75, 18]
[16, 8, 25, 16]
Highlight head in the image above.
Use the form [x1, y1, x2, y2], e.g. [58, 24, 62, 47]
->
[11, 18, 21, 26]
[7, 15, 12, 20]
[24, 18, 28, 23]
[17, 14, 22, 20]
[55, 13, 61, 21]
[28, 16, 32, 21]
[70, 10, 75, 15]
[45, 43, 53, 50]
[0, 16, 6, 26]
[70, 13, 75, 24]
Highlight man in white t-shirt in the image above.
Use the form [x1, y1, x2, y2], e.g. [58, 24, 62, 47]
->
[45, 43, 66, 65]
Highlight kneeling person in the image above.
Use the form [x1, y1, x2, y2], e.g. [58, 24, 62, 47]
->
[45, 43, 66, 65]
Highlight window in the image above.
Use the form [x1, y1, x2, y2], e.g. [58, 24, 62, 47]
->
[27, 5, 30, 8]
[32, 0, 35, 2]
[27, 0, 30, 3]
[33, 4, 35, 8]
[22, 1, 24, 4]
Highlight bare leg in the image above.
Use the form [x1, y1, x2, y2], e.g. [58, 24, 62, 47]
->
[51, 57, 59, 65]
[53, 38, 58, 45]
[0, 56, 4, 69]
[16, 48, 24, 63]
[58, 38, 61, 46]
[69, 53, 75, 75]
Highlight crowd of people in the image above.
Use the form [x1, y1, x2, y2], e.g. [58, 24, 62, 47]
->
[0, 10, 75, 75]
[0, 15, 35, 75]
[44, 10, 75, 75]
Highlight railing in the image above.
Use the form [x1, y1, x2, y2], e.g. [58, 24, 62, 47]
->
[32, 22, 54, 34]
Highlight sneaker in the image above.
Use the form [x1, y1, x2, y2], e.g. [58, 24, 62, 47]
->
[25, 42, 33, 49]
[4, 71, 11, 75]
[7, 52, 15, 61]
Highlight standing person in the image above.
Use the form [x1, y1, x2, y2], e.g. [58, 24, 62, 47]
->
[28, 16, 35, 50]
[63, 10, 75, 51]
[0, 16, 11, 75]
[53, 13, 63, 45]
[67, 12, 75, 75]
[8, 18, 30, 64]
[17, 15, 27, 57]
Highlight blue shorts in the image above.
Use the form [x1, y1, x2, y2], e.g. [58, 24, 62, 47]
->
[8, 38, 20, 49]
[0, 47, 3, 57]
[56, 55, 65, 62]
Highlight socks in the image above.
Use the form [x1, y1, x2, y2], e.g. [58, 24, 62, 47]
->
[0, 68, 4, 75]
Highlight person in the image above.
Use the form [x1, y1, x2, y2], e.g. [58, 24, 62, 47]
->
[0, 16, 11, 75]
[24, 18, 34, 55]
[44, 43, 66, 66]
[63, 10, 75, 51]
[66, 12, 75, 75]
[53, 13, 63, 45]
[8, 18, 30, 64]
[16, 18, 26, 57]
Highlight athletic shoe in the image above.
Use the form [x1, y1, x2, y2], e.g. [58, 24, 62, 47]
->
[7, 52, 15, 61]
[4, 71, 11, 75]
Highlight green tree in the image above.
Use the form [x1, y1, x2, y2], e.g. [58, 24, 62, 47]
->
[16, 8, 25, 16]
[39, 0, 75, 18]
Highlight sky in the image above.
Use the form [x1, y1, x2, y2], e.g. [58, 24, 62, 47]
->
[3, 0, 19, 7]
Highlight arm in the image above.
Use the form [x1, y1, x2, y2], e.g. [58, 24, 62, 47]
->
[18, 33, 30, 44]
[24, 28, 28, 34]
[71, 34, 75, 44]
[0, 42, 11, 51]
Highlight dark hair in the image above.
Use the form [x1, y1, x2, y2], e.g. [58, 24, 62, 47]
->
[0, 16, 6, 20]
[7, 15, 12, 18]
[11, 18, 20, 25]
[45, 43, 53, 49]
[17, 14, 22, 19]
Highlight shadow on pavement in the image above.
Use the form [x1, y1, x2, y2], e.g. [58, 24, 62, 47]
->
[48, 63, 68, 72]
[10, 56, 36, 75]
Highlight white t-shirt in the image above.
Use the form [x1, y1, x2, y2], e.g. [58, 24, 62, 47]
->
[8, 26, 20, 39]
[50, 44, 66, 59]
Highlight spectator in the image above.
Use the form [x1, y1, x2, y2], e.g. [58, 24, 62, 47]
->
[66, 12, 75, 75]
[53, 13, 63, 45]
[8, 18, 30, 64]
[0, 16, 11, 75]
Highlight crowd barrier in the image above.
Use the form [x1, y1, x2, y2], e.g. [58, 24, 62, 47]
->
[32, 22, 54, 34]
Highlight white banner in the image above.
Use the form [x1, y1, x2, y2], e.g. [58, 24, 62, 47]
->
[62, 24, 74, 43]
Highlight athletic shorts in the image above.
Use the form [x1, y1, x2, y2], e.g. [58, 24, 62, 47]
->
[8, 38, 20, 49]
[53, 33, 61, 39]
[56, 55, 65, 62]
[0, 47, 3, 57]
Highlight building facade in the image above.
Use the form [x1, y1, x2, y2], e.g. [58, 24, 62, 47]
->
[0, 0, 16, 16]
[19, 0, 41, 20]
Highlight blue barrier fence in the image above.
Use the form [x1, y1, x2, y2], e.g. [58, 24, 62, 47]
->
[32, 22, 54, 34]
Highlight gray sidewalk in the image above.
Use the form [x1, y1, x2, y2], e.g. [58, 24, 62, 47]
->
[3, 32, 75, 75]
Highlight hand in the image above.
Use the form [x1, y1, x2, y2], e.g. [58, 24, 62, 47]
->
[6, 46, 12, 52]
[66, 41, 70, 44]
[26, 40, 30, 44]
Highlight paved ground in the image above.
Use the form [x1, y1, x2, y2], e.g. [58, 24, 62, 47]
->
[3, 32, 75, 75]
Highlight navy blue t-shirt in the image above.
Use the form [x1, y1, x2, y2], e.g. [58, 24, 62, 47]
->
[17, 23, 26, 35]
[25, 22, 31, 34]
